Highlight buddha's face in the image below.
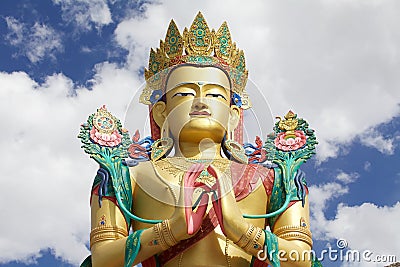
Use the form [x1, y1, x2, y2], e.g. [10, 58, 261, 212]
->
[152, 66, 240, 145]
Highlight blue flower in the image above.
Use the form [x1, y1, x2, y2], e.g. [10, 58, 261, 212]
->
[150, 89, 163, 104]
[231, 93, 242, 107]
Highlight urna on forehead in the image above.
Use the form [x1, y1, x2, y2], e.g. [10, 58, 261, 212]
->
[165, 66, 231, 93]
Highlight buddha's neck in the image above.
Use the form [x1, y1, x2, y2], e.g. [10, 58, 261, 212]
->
[174, 141, 223, 159]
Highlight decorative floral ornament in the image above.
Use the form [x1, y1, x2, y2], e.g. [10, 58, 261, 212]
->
[274, 130, 306, 151]
[231, 92, 242, 108]
[90, 127, 122, 147]
[127, 130, 153, 161]
[243, 136, 268, 164]
[88, 105, 123, 147]
[149, 89, 163, 104]
[78, 106, 162, 228]
[272, 110, 309, 152]
[263, 110, 318, 212]
[78, 105, 131, 159]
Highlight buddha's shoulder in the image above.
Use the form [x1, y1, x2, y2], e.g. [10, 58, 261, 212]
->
[128, 160, 153, 171]
[128, 161, 157, 180]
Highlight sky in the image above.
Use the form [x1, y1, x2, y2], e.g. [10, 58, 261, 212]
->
[0, 0, 399, 267]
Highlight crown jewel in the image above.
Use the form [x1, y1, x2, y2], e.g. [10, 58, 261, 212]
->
[140, 12, 251, 109]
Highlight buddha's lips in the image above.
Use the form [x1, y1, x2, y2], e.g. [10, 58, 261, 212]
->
[189, 111, 211, 116]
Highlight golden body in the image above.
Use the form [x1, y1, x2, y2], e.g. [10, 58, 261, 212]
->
[89, 66, 312, 267]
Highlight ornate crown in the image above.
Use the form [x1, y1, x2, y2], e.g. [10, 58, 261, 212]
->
[140, 12, 251, 109]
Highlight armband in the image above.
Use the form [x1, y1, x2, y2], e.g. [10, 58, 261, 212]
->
[274, 225, 313, 248]
[90, 225, 128, 248]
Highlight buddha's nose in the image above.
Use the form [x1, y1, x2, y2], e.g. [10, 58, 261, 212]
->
[192, 98, 208, 110]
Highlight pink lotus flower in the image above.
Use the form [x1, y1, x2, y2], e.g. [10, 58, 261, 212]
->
[274, 130, 307, 151]
[90, 127, 122, 147]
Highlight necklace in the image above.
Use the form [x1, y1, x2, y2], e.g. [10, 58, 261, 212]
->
[178, 252, 184, 267]
[152, 157, 233, 209]
[165, 157, 231, 174]
[225, 237, 232, 267]
[151, 159, 185, 206]
[163, 157, 231, 188]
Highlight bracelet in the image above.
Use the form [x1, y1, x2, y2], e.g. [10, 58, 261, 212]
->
[244, 227, 264, 253]
[234, 224, 255, 248]
[153, 222, 169, 250]
[90, 225, 128, 248]
[153, 220, 178, 250]
[161, 220, 178, 247]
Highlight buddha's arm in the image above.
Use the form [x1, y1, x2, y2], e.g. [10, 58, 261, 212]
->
[219, 179, 312, 267]
[269, 196, 312, 267]
[226, 199, 312, 267]
[89, 195, 125, 267]
[90, 195, 164, 267]
[90, 187, 189, 266]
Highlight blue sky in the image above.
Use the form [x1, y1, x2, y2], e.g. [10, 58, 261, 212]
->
[0, 1, 399, 267]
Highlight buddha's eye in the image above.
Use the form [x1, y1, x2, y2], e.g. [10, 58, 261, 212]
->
[172, 92, 195, 98]
[206, 93, 227, 100]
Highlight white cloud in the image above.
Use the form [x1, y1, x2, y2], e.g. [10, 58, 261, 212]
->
[309, 182, 349, 238]
[364, 161, 371, 171]
[4, 17, 24, 46]
[0, 63, 142, 264]
[329, 202, 400, 267]
[309, 182, 400, 266]
[53, 0, 113, 31]
[113, 0, 400, 161]
[5, 17, 63, 63]
[359, 128, 396, 155]
[81, 46, 92, 53]
[336, 170, 360, 184]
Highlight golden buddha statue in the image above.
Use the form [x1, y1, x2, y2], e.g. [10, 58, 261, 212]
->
[79, 12, 320, 267]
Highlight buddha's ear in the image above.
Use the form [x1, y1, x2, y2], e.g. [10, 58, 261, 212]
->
[228, 105, 241, 130]
[152, 101, 167, 128]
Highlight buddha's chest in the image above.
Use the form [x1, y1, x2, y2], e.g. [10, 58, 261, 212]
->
[132, 171, 269, 230]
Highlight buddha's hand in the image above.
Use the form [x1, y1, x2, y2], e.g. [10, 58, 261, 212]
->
[169, 164, 205, 241]
[217, 175, 249, 243]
